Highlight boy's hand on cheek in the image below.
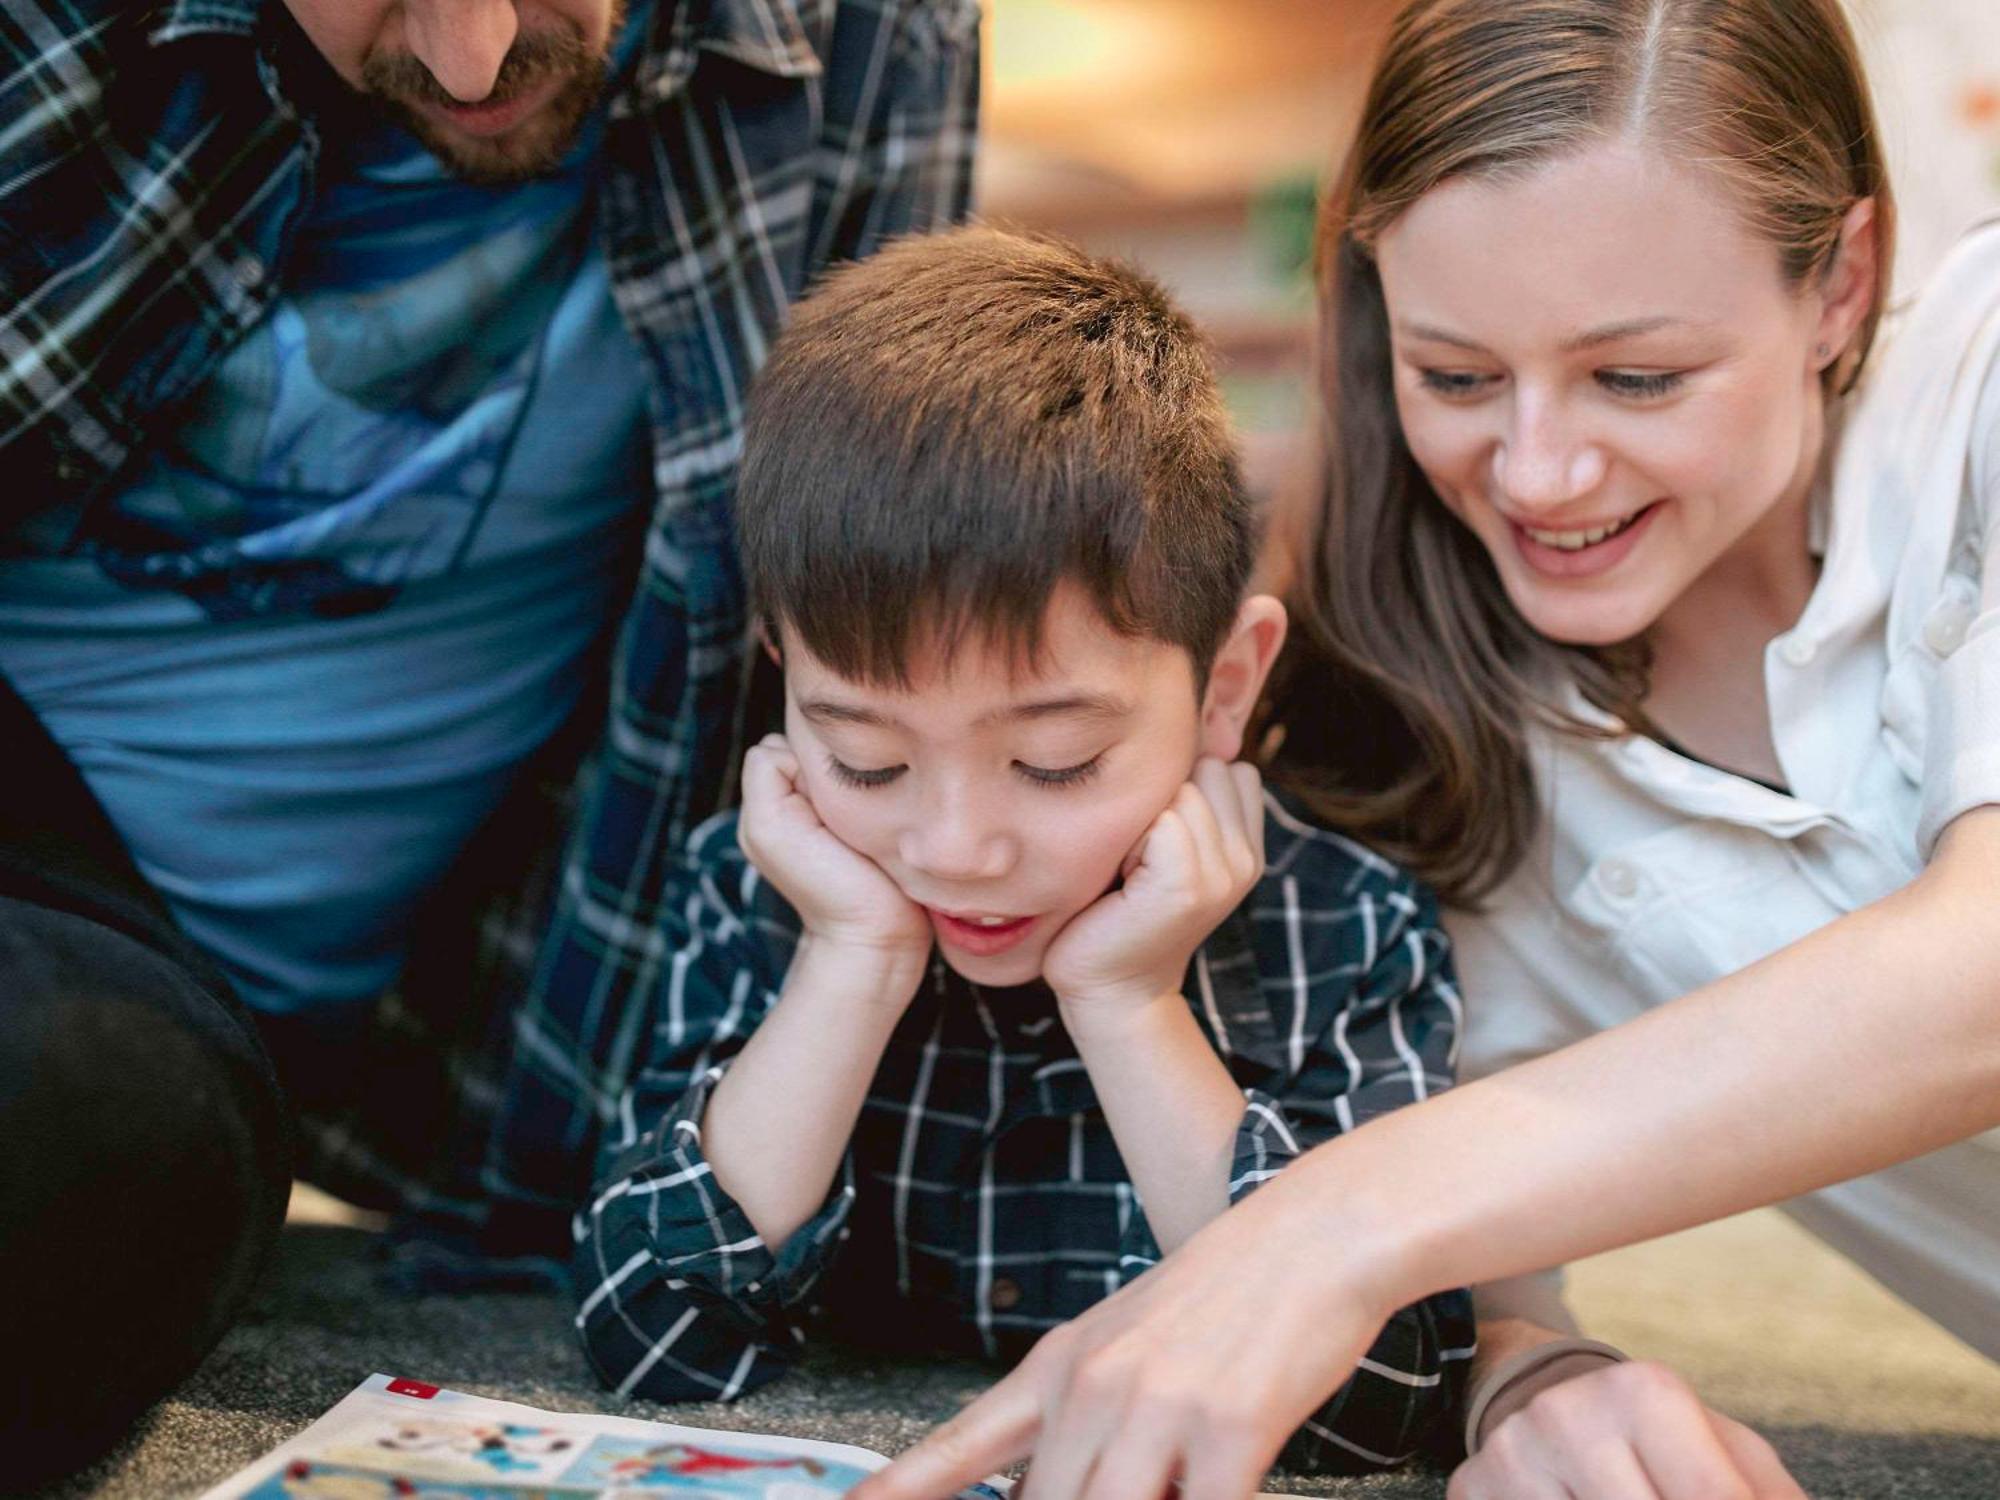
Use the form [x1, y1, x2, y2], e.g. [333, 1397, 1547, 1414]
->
[738, 735, 933, 966]
[1043, 758, 1266, 1028]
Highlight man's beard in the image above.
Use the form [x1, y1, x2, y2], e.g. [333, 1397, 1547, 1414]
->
[359, 6, 622, 185]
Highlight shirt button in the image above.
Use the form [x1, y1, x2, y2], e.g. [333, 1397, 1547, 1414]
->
[1779, 634, 1817, 667]
[1597, 859, 1640, 901]
[1923, 596, 1977, 657]
[988, 1278, 1023, 1312]
[234, 256, 266, 290]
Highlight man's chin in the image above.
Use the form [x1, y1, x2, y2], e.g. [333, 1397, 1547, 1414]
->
[384, 79, 597, 184]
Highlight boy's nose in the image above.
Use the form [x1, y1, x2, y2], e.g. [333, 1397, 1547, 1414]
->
[403, 0, 519, 102]
[899, 807, 1014, 885]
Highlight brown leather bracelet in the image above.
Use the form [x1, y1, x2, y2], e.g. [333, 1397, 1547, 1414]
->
[1462, 1336, 1629, 1455]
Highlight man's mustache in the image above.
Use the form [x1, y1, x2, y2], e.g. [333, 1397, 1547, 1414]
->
[360, 26, 596, 109]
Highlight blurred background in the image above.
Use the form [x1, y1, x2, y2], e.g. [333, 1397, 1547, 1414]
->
[978, 0, 2000, 501]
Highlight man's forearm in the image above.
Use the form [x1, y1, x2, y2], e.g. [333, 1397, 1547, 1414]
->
[1064, 993, 1248, 1254]
[703, 937, 924, 1253]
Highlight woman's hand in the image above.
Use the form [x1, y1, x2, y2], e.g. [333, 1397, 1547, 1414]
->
[737, 733, 931, 962]
[1451, 1362, 1807, 1500]
[848, 1155, 1402, 1500]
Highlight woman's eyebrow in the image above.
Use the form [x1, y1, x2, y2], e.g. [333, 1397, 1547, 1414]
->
[1558, 315, 1685, 352]
[1393, 315, 1690, 353]
[1395, 320, 1490, 352]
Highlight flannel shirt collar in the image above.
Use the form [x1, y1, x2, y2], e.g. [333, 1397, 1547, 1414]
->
[621, 0, 826, 112]
[146, 0, 260, 45]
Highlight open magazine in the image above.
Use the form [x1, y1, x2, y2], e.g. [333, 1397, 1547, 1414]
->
[197, 1374, 1012, 1500]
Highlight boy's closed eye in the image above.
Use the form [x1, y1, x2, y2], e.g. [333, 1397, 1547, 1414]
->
[822, 752, 1108, 790]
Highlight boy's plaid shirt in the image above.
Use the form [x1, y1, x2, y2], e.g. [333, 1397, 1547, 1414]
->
[0, 0, 977, 1270]
[573, 797, 1476, 1471]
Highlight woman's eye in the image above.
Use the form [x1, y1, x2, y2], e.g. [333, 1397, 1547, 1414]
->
[1014, 755, 1105, 788]
[1597, 369, 1685, 399]
[826, 756, 904, 789]
[1416, 368, 1497, 399]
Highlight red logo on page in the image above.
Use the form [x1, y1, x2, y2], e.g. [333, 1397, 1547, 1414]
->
[386, 1378, 440, 1400]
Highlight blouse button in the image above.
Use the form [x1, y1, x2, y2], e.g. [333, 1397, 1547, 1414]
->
[1597, 860, 1640, 902]
[1923, 595, 1977, 657]
[1779, 634, 1817, 667]
[988, 1278, 1023, 1311]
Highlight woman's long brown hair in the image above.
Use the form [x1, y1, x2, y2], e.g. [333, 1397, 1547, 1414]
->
[1265, 0, 1895, 906]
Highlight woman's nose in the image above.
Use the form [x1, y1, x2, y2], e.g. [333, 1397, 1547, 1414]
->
[1491, 397, 1608, 514]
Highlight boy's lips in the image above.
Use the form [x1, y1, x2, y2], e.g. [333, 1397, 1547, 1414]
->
[927, 908, 1037, 958]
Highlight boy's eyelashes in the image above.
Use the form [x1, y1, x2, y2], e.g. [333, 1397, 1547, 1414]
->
[824, 756, 903, 789]
[1013, 753, 1105, 788]
[822, 753, 1107, 791]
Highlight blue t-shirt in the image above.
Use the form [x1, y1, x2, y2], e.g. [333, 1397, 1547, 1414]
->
[0, 34, 653, 1014]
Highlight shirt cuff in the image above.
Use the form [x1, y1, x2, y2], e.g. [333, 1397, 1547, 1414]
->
[601, 1064, 856, 1328]
[1919, 605, 2000, 853]
[1462, 1336, 1628, 1455]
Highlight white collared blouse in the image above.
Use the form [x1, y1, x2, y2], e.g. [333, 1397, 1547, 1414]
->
[1450, 217, 2000, 1357]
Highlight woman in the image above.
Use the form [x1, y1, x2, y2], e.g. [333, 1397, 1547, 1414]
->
[848, 1, 2000, 1498]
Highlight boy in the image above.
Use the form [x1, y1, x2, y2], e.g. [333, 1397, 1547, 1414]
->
[572, 228, 1472, 1471]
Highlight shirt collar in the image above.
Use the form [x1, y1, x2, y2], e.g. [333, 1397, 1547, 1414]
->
[147, 0, 262, 46]
[628, 0, 823, 105]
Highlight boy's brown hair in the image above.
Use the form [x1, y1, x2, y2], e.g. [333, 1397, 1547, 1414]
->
[737, 226, 1252, 691]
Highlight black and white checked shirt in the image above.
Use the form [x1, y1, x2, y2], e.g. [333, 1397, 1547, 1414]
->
[575, 793, 1476, 1472]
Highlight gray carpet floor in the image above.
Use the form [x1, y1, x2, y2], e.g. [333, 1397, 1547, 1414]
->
[38, 1206, 2000, 1500]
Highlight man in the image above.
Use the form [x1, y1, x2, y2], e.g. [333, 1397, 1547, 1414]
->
[0, 0, 975, 1480]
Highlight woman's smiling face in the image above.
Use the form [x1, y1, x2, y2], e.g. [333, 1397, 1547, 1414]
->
[1375, 138, 1855, 648]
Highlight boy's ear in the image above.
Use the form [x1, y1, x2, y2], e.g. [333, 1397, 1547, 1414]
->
[1198, 595, 1288, 762]
[757, 617, 783, 666]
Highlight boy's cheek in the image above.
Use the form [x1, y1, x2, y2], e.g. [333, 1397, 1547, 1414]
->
[797, 772, 907, 874]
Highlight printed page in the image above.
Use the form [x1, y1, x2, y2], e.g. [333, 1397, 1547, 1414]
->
[197, 1374, 1009, 1500]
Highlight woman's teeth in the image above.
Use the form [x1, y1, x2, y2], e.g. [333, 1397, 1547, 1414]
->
[1523, 510, 1644, 551]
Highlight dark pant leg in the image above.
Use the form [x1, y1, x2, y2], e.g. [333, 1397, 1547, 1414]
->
[0, 674, 292, 1488]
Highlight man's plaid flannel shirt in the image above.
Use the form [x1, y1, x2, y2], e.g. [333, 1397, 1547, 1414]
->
[572, 797, 1476, 1471]
[0, 0, 977, 1280]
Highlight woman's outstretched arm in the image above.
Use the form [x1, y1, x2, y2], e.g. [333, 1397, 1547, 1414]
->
[850, 804, 2000, 1500]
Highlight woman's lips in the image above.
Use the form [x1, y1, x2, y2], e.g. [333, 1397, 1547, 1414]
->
[928, 909, 1036, 958]
[1510, 499, 1664, 579]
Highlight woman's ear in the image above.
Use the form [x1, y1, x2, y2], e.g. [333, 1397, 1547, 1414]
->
[1814, 197, 1880, 383]
[1197, 595, 1288, 762]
